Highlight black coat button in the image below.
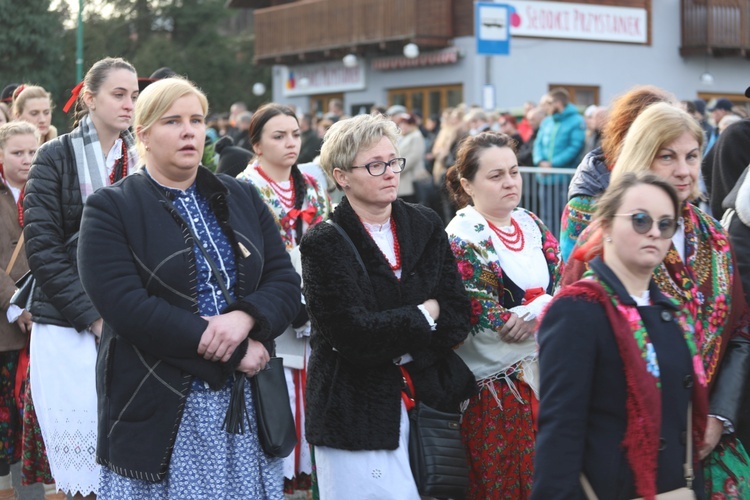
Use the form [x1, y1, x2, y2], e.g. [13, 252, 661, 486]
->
[683, 375, 693, 389]
[659, 437, 667, 451]
[661, 310, 672, 321]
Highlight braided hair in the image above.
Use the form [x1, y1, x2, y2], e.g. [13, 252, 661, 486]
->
[248, 103, 307, 244]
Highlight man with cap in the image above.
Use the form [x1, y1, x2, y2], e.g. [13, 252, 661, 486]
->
[701, 91, 750, 219]
[385, 104, 407, 117]
[706, 97, 734, 151]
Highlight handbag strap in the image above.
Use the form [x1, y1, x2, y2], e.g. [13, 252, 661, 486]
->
[5, 231, 24, 275]
[325, 220, 368, 277]
[579, 401, 694, 498]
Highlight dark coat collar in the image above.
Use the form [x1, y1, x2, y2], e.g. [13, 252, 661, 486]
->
[331, 196, 436, 279]
[589, 257, 678, 310]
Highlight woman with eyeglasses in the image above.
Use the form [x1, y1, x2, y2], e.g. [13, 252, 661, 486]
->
[533, 173, 709, 499]
[300, 113, 476, 499]
[563, 102, 750, 497]
[443, 132, 562, 499]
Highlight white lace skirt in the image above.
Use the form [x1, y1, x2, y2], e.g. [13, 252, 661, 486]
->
[29, 322, 100, 496]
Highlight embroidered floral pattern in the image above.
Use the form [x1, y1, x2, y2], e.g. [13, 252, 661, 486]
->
[448, 209, 562, 335]
[595, 275, 706, 391]
[652, 204, 738, 384]
[237, 164, 331, 250]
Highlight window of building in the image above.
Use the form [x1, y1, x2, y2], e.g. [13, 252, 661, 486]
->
[388, 84, 463, 119]
[309, 93, 344, 117]
[548, 84, 600, 107]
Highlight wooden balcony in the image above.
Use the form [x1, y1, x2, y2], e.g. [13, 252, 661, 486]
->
[249, 0, 453, 65]
[681, 0, 750, 56]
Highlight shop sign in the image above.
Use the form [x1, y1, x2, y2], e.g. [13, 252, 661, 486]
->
[371, 47, 461, 71]
[281, 61, 365, 97]
[505, 1, 648, 44]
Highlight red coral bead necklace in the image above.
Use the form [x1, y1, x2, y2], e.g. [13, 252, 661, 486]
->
[109, 140, 128, 185]
[488, 218, 525, 252]
[256, 164, 295, 207]
[362, 216, 402, 271]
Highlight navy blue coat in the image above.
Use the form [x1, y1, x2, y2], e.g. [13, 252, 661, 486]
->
[532, 258, 704, 499]
[78, 167, 300, 481]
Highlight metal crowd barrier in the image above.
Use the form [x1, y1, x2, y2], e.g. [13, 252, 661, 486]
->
[517, 166, 577, 239]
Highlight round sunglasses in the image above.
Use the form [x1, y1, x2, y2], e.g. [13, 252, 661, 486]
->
[613, 213, 679, 239]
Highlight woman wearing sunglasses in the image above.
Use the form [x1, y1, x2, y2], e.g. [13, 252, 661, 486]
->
[300, 113, 476, 499]
[533, 173, 708, 498]
[562, 102, 750, 496]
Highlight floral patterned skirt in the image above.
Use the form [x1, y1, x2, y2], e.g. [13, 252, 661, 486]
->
[461, 376, 537, 500]
[704, 434, 750, 498]
[20, 364, 53, 485]
[0, 351, 21, 465]
[99, 378, 283, 499]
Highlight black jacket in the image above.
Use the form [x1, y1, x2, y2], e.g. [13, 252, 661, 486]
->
[702, 118, 750, 219]
[24, 134, 100, 331]
[78, 167, 300, 481]
[533, 258, 704, 499]
[567, 145, 610, 200]
[300, 198, 476, 451]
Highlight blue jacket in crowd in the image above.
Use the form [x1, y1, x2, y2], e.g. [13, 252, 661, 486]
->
[533, 103, 586, 171]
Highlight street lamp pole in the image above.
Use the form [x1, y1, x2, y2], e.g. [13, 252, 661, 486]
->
[76, 0, 84, 82]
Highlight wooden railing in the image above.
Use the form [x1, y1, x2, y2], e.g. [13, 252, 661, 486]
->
[253, 0, 453, 64]
[681, 0, 750, 56]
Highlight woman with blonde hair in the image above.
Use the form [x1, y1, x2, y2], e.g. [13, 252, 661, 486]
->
[0, 122, 38, 499]
[560, 85, 676, 261]
[565, 102, 750, 497]
[11, 86, 57, 144]
[23, 57, 140, 499]
[78, 77, 299, 498]
[301, 113, 475, 498]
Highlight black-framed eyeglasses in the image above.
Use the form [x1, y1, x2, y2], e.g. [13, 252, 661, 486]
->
[351, 157, 406, 177]
[613, 213, 679, 239]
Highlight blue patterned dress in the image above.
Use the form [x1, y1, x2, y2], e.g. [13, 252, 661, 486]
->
[99, 181, 283, 499]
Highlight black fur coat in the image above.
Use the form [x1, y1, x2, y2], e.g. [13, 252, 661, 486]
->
[300, 197, 476, 451]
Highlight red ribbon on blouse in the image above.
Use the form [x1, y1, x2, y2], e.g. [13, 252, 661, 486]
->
[522, 287, 545, 305]
[282, 206, 317, 228]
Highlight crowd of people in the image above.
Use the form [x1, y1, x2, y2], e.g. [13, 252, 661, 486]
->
[0, 54, 750, 500]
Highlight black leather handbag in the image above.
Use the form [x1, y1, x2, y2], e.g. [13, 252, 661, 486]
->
[250, 356, 298, 457]
[405, 390, 469, 499]
[10, 271, 35, 309]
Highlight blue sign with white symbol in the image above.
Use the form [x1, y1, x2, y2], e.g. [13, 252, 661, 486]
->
[476, 2, 512, 55]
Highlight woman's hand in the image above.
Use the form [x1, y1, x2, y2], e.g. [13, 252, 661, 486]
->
[198, 310, 255, 363]
[89, 318, 104, 338]
[15, 310, 32, 335]
[237, 339, 270, 376]
[498, 313, 536, 343]
[422, 299, 440, 322]
[699, 416, 725, 459]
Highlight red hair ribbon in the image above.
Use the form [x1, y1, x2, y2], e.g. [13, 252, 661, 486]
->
[11, 84, 26, 102]
[62, 81, 84, 113]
